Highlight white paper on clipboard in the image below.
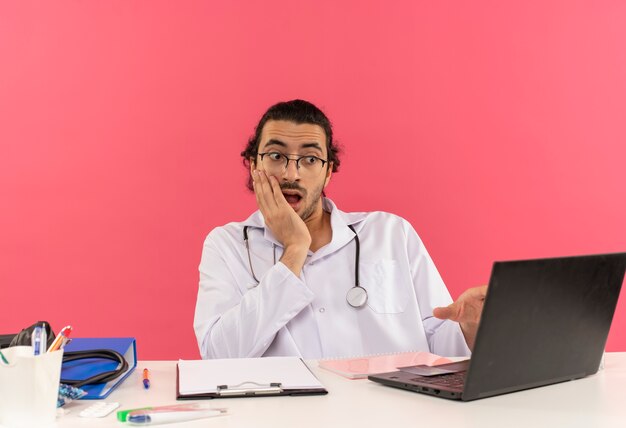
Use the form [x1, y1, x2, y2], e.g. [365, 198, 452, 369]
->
[178, 356, 324, 395]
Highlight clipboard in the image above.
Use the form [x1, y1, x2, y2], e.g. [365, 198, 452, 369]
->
[176, 357, 328, 399]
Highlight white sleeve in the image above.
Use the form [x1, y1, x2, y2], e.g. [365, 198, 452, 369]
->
[405, 222, 471, 357]
[194, 234, 315, 359]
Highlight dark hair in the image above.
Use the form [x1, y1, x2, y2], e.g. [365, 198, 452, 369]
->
[241, 99, 341, 191]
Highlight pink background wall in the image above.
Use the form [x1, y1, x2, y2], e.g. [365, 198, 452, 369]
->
[1, 1, 625, 360]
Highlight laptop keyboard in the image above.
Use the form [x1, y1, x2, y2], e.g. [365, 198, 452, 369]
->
[412, 371, 467, 388]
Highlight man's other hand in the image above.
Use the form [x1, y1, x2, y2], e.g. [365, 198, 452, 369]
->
[433, 285, 487, 350]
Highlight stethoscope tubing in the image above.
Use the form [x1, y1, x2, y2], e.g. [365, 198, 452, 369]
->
[243, 224, 367, 308]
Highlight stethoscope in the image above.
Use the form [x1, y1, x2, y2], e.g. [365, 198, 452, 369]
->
[243, 224, 368, 308]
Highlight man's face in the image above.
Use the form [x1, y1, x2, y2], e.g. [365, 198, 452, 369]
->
[251, 120, 332, 221]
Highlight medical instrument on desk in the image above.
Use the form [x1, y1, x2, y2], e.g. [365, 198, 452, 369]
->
[118, 404, 212, 422]
[61, 348, 129, 388]
[8, 320, 55, 350]
[126, 405, 227, 426]
[243, 224, 368, 308]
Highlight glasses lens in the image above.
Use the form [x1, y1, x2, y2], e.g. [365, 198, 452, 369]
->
[261, 153, 325, 176]
[261, 152, 286, 173]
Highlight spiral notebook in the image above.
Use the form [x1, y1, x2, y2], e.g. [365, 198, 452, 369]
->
[318, 351, 451, 379]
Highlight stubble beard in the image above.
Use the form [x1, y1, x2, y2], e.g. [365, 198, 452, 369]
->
[298, 182, 325, 221]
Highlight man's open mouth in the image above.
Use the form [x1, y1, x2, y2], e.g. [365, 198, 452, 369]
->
[282, 191, 303, 207]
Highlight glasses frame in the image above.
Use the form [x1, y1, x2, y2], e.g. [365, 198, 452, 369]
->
[257, 151, 329, 174]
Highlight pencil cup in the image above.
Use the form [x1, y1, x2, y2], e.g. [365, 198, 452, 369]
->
[0, 346, 63, 428]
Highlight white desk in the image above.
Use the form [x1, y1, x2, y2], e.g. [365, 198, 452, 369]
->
[55, 353, 626, 428]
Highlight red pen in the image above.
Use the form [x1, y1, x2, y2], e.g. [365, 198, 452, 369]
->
[143, 368, 151, 389]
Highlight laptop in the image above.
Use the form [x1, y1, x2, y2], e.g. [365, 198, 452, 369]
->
[368, 253, 626, 401]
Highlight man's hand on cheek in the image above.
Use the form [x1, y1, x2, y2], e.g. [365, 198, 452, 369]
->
[252, 170, 311, 275]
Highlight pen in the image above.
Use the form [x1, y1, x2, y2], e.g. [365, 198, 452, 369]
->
[0, 350, 9, 364]
[60, 336, 71, 350]
[47, 325, 72, 353]
[32, 325, 47, 356]
[127, 409, 226, 425]
[143, 368, 150, 389]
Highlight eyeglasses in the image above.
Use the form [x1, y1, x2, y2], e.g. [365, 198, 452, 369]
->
[257, 152, 328, 176]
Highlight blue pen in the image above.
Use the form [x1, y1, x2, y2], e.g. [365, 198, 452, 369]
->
[32, 326, 46, 356]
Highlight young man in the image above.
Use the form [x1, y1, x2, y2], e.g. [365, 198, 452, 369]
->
[194, 100, 485, 359]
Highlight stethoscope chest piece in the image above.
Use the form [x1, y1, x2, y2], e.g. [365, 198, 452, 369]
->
[346, 285, 368, 308]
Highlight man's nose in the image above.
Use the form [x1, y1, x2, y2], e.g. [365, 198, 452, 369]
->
[282, 158, 301, 180]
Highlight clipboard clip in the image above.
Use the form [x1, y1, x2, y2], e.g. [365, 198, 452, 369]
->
[216, 381, 283, 396]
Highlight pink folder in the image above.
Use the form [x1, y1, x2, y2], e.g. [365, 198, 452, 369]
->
[319, 351, 451, 379]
